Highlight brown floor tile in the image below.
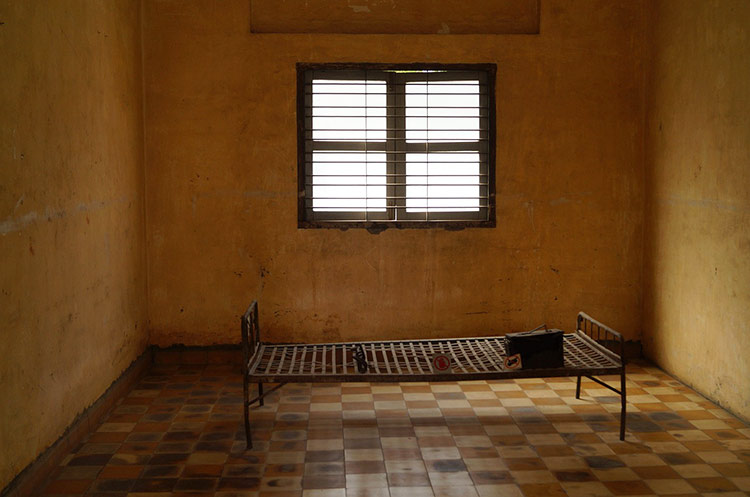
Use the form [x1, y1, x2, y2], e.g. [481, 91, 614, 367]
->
[712, 462, 750, 477]
[117, 442, 158, 454]
[86, 432, 130, 443]
[98, 465, 143, 478]
[417, 436, 455, 447]
[344, 438, 381, 449]
[130, 477, 178, 492]
[686, 476, 738, 492]
[217, 476, 261, 490]
[425, 459, 467, 472]
[173, 477, 218, 492]
[458, 447, 499, 459]
[603, 479, 653, 495]
[345, 460, 386, 474]
[660, 452, 703, 465]
[305, 450, 344, 463]
[148, 452, 190, 465]
[489, 435, 527, 446]
[519, 482, 567, 497]
[222, 464, 263, 478]
[182, 463, 224, 477]
[535, 445, 575, 456]
[55, 465, 102, 480]
[469, 470, 513, 484]
[88, 478, 136, 492]
[383, 448, 422, 460]
[506, 458, 546, 471]
[553, 470, 596, 482]
[632, 464, 681, 479]
[43, 478, 93, 494]
[141, 464, 183, 478]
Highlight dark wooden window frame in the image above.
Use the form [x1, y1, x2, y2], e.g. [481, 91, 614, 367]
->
[297, 62, 497, 230]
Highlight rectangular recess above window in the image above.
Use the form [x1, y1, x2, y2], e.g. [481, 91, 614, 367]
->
[297, 63, 496, 230]
[251, 0, 540, 35]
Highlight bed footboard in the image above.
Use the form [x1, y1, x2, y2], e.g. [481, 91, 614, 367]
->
[241, 301, 262, 448]
[575, 312, 627, 440]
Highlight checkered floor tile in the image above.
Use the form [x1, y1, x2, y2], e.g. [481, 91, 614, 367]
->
[41, 361, 750, 496]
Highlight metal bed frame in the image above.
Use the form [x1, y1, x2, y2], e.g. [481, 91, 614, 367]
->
[241, 301, 626, 448]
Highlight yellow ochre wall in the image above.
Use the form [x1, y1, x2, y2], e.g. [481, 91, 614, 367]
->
[0, 0, 147, 489]
[643, 1, 750, 420]
[144, 0, 646, 347]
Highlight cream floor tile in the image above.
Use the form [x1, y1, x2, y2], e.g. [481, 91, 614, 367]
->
[561, 481, 614, 497]
[345, 473, 388, 488]
[303, 489, 346, 497]
[618, 453, 667, 467]
[343, 427, 379, 439]
[525, 433, 566, 445]
[591, 467, 641, 481]
[483, 424, 521, 436]
[381, 437, 418, 449]
[346, 488, 389, 497]
[421, 447, 461, 460]
[344, 449, 384, 461]
[542, 456, 589, 471]
[428, 471, 474, 487]
[673, 463, 721, 478]
[510, 469, 557, 484]
[432, 486, 479, 497]
[696, 451, 742, 464]
[729, 476, 750, 491]
[475, 483, 523, 497]
[389, 488, 434, 497]
[414, 426, 451, 437]
[644, 478, 695, 494]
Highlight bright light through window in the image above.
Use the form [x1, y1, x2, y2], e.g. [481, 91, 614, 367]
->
[299, 65, 495, 227]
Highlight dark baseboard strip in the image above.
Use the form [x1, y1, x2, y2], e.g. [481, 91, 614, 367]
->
[1, 348, 153, 497]
[153, 344, 241, 365]
[624, 340, 643, 360]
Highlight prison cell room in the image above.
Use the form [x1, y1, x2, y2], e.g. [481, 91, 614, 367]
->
[1, 1, 749, 497]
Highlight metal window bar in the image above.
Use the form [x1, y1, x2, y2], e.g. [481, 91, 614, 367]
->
[300, 65, 493, 225]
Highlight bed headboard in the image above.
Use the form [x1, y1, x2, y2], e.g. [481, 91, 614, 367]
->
[241, 301, 260, 373]
[576, 312, 625, 364]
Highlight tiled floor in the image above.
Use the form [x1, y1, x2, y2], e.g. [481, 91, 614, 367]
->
[43, 361, 750, 496]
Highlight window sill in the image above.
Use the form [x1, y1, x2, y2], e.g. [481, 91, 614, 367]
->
[297, 219, 496, 232]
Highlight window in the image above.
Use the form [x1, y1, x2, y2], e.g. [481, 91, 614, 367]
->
[297, 63, 496, 229]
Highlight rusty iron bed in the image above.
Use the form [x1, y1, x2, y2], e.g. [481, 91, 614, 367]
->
[241, 301, 627, 448]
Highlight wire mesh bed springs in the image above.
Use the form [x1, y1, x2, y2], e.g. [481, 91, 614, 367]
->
[241, 301, 627, 448]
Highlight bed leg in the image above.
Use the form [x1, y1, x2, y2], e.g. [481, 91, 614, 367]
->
[244, 402, 252, 449]
[619, 367, 627, 441]
[243, 375, 252, 449]
[575, 375, 582, 399]
[258, 382, 264, 407]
